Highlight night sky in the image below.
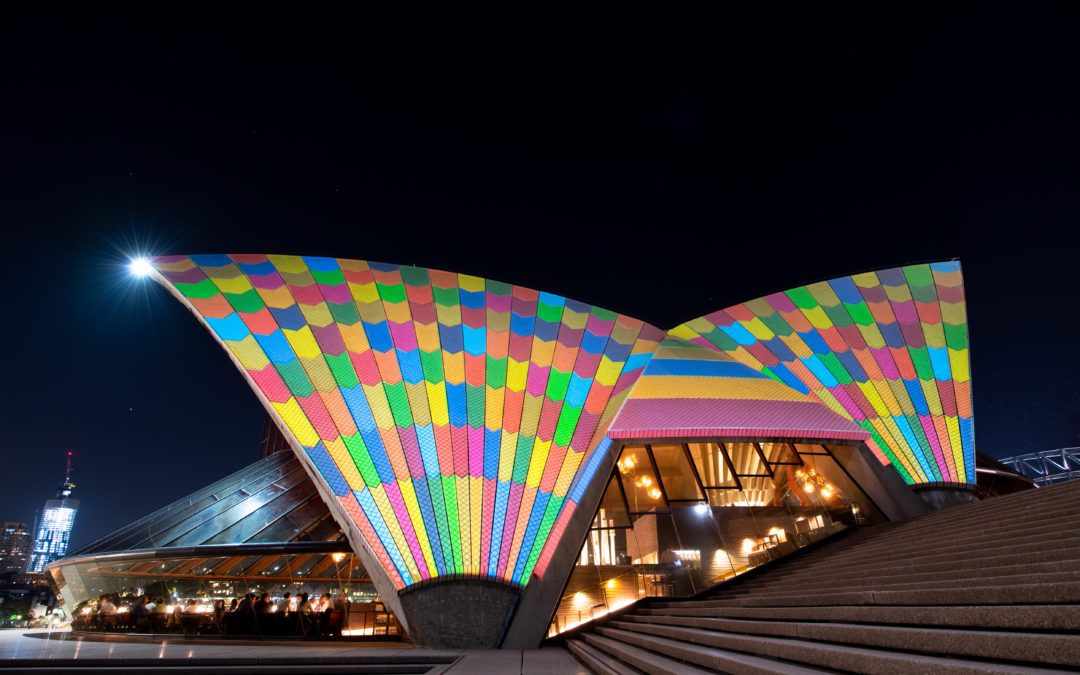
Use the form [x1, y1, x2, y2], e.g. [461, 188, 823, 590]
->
[3, 7, 1079, 550]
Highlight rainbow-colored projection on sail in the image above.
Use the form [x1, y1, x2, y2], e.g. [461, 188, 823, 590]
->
[151, 255, 665, 588]
[670, 261, 973, 484]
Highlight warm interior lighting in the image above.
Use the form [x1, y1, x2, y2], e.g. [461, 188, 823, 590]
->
[741, 538, 756, 555]
[647, 488, 662, 500]
[606, 579, 616, 590]
[635, 476, 653, 488]
[768, 527, 787, 542]
[332, 552, 346, 563]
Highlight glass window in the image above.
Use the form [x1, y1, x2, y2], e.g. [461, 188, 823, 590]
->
[687, 442, 740, 488]
[591, 474, 631, 529]
[761, 442, 802, 465]
[549, 439, 890, 637]
[724, 443, 772, 477]
[617, 447, 666, 513]
[650, 445, 705, 501]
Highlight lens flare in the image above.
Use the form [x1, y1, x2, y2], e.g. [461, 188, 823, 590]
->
[129, 257, 154, 277]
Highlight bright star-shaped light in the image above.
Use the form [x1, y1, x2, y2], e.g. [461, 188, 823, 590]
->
[129, 257, 154, 277]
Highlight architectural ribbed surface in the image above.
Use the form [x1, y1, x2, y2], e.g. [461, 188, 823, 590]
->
[72, 452, 340, 555]
[150, 255, 667, 588]
[670, 261, 974, 484]
[609, 337, 870, 441]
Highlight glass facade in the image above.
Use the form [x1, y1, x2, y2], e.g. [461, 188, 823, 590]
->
[549, 441, 885, 635]
[49, 452, 405, 638]
[28, 500, 79, 573]
[0, 522, 32, 575]
[55, 548, 402, 637]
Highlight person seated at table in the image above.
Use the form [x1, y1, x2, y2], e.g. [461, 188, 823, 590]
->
[150, 598, 167, 632]
[165, 598, 183, 633]
[317, 594, 336, 635]
[212, 599, 225, 635]
[296, 593, 314, 636]
[181, 598, 201, 636]
[222, 598, 238, 635]
[276, 592, 292, 615]
[271, 592, 292, 636]
[130, 595, 152, 633]
[100, 596, 118, 614]
[253, 592, 272, 634]
[233, 593, 258, 636]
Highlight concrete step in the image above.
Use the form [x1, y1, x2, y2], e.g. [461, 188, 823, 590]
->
[638, 603, 1080, 632]
[598, 623, 1063, 674]
[762, 527, 1080, 571]
[590, 628, 828, 674]
[734, 544, 1080, 587]
[721, 569, 1080, 598]
[678, 580, 1080, 608]
[567, 638, 640, 675]
[909, 482, 1080, 518]
[767, 533, 1080, 572]
[582, 633, 718, 675]
[901, 490, 1080, 523]
[695, 542, 1080, 599]
[884, 504, 1080, 539]
[620, 615, 1080, 667]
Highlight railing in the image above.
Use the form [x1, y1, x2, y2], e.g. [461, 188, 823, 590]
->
[999, 447, 1080, 486]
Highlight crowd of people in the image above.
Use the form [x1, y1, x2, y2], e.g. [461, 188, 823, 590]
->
[77, 591, 347, 638]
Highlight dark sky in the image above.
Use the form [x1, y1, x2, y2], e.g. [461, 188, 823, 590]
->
[3, 7, 1079, 550]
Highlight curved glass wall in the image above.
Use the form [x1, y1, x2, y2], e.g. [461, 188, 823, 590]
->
[53, 546, 402, 637]
[50, 453, 405, 638]
[549, 441, 886, 635]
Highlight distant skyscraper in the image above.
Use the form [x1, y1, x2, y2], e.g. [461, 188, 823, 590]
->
[0, 521, 31, 575]
[27, 454, 79, 573]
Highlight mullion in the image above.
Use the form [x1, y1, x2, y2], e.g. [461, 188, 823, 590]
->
[681, 442, 710, 499]
[718, 442, 744, 491]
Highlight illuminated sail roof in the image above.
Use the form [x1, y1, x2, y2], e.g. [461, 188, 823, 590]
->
[609, 337, 869, 441]
[150, 254, 665, 589]
[670, 261, 973, 484]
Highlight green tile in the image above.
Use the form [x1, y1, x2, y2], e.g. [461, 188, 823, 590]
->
[176, 278, 219, 299]
[419, 350, 445, 383]
[545, 369, 572, 402]
[311, 269, 346, 286]
[326, 352, 359, 388]
[275, 359, 314, 397]
[383, 381, 414, 427]
[376, 282, 407, 304]
[786, 286, 818, 310]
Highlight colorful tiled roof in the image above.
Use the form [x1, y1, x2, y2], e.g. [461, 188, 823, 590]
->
[608, 337, 870, 441]
[150, 254, 665, 588]
[670, 261, 974, 484]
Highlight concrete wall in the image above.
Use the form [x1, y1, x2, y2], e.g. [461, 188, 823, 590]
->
[396, 576, 522, 649]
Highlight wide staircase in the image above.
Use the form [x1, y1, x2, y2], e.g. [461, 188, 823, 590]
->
[564, 479, 1080, 673]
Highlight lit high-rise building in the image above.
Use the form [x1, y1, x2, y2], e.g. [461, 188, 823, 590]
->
[27, 454, 79, 574]
[0, 521, 31, 575]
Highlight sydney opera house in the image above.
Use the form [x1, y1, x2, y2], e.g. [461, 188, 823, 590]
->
[47, 255, 979, 648]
